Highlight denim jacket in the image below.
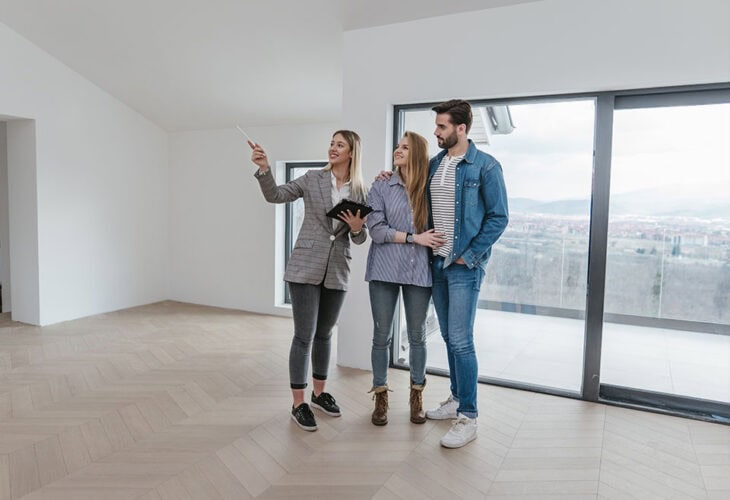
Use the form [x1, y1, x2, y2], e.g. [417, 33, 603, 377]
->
[428, 140, 509, 270]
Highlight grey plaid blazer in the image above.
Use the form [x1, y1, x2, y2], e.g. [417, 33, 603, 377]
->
[255, 168, 368, 291]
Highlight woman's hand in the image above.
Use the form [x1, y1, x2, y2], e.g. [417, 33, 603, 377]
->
[413, 229, 446, 249]
[339, 209, 366, 234]
[249, 140, 269, 171]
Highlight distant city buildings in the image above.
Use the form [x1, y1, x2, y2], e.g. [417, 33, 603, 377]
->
[483, 209, 729, 325]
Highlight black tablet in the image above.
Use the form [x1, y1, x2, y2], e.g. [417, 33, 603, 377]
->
[326, 199, 373, 219]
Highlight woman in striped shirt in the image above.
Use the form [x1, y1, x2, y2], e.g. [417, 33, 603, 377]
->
[365, 131, 445, 426]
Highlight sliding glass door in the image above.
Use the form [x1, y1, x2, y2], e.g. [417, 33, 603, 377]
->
[600, 97, 730, 410]
[393, 84, 730, 419]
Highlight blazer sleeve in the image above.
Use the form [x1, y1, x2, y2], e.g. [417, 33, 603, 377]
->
[254, 169, 306, 203]
[347, 185, 369, 245]
[350, 226, 367, 245]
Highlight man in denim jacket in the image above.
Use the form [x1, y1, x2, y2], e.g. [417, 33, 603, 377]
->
[425, 99, 509, 448]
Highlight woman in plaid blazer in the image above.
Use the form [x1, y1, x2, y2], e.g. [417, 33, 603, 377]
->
[249, 130, 368, 431]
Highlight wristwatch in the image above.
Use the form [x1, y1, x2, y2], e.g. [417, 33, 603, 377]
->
[406, 233, 414, 244]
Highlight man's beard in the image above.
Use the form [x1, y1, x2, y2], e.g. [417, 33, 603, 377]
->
[438, 131, 458, 150]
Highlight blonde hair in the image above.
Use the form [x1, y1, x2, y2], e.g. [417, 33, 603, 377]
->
[399, 131, 430, 232]
[323, 130, 367, 202]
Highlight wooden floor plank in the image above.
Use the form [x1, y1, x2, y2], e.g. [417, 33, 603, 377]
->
[0, 303, 724, 500]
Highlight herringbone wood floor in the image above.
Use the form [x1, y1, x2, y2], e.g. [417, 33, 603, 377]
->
[0, 301, 727, 499]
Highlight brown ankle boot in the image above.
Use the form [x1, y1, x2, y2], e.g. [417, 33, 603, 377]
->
[409, 379, 426, 424]
[370, 386, 389, 426]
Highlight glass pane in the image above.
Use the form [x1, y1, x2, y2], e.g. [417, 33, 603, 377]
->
[399, 99, 596, 392]
[601, 103, 730, 403]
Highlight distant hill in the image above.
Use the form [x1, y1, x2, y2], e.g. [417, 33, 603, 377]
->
[509, 197, 590, 216]
[609, 189, 729, 218]
[510, 188, 729, 218]
[508, 198, 541, 212]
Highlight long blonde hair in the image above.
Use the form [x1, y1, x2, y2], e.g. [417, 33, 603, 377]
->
[323, 130, 367, 202]
[398, 131, 430, 232]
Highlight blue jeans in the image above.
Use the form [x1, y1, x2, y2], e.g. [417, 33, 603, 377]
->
[431, 256, 483, 418]
[369, 281, 431, 387]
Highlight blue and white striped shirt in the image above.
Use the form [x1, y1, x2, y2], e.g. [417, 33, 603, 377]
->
[430, 154, 463, 259]
[364, 172, 432, 287]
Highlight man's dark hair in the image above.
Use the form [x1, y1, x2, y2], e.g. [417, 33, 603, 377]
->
[432, 99, 473, 134]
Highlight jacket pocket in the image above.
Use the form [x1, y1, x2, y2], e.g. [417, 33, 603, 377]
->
[464, 179, 481, 207]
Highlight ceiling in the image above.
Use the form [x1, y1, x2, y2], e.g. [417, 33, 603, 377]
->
[0, 0, 541, 131]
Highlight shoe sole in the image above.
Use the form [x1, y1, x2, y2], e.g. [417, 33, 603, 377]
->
[440, 433, 477, 448]
[310, 402, 341, 417]
[290, 413, 317, 431]
[371, 418, 388, 426]
[410, 416, 426, 424]
[426, 413, 457, 420]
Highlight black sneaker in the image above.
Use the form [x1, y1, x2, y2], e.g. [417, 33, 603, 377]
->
[311, 392, 341, 417]
[291, 403, 317, 431]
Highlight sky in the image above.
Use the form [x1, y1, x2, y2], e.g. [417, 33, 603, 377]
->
[403, 101, 730, 203]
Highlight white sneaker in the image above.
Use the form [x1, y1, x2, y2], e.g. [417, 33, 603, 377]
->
[426, 395, 459, 420]
[440, 414, 477, 448]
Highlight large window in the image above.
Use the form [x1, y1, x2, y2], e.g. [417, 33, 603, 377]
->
[601, 101, 730, 404]
[394, 84, 730, 420]
[401, 100, 595, 393]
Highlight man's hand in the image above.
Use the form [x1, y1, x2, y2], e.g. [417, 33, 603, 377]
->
[374, 170, 392, 181]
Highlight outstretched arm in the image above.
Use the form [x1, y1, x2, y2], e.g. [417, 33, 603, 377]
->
[249, 141, 305, 203]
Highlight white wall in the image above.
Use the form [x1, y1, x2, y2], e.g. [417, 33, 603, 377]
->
[0, 122, 10, 312]
[0, 22, 169, 325]
[168, 122, 338, 316]
[338, 0, 730, 369]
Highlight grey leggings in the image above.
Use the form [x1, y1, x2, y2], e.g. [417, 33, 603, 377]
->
[288, 282, 347, 389]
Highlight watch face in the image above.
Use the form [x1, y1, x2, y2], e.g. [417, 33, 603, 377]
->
[407, 234, 414, 243]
